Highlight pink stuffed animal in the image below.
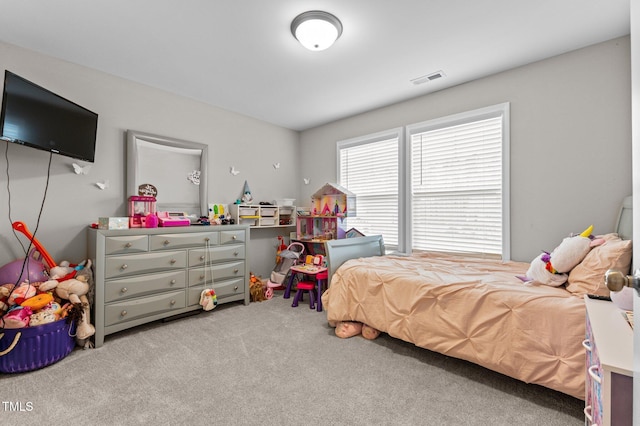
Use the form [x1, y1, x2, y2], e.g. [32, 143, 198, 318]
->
[2, 306, 32, 328]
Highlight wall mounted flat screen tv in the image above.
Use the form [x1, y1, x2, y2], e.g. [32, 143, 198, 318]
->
[0, 70, 98, 162]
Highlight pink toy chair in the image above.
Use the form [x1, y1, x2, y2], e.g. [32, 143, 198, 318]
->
[291, 281, 316, 309]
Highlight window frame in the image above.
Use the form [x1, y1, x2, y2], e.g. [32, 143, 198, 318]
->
[336, 127, 403, 251]
[405, 102, 510, 259]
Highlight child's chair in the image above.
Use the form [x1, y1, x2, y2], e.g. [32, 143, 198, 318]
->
[291, 281, 316, 309]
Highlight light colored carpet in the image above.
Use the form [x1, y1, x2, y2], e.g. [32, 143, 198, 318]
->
[1, 294, 583, 425]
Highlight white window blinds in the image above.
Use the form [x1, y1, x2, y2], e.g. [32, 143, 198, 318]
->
[410, 115, 503, 255]
[338, 133, 399, 249]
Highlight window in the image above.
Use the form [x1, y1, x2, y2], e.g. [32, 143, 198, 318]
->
[336, 103, 510, 259]
[337, 129, 401, 250]
[408, 104, 509, 257]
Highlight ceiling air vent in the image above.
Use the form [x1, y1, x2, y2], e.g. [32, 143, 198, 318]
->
[410, 70, 445, 86]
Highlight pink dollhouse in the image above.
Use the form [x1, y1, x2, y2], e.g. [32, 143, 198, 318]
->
[296, 183, 356, 241]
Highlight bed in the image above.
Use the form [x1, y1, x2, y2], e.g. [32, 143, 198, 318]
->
[321, 198, 633, 400]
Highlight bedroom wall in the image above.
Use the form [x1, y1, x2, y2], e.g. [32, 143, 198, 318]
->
[299, 36, 632, 262]
[0, 41, 300, 276]
[0, 36, 631, 274]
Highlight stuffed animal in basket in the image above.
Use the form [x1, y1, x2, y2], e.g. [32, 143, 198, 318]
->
[48, 261, 77, 281]
[521, 225, 604, 287]
[0, 284, 12, 315]
[6, 282, 37, 306]
[2, 305, 33, 328]
[39, 260, 95, 346]
[72, 261, 95, 348]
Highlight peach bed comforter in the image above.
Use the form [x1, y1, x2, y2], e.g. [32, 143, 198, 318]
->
[321, 252, 586, 399]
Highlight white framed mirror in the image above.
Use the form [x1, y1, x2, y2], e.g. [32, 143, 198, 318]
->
[126, 130, 208, 217]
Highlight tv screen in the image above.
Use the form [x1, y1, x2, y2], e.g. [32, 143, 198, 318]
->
[0, 70, 98, 163]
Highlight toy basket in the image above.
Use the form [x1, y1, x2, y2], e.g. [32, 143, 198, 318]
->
[0, 319, 76, 373]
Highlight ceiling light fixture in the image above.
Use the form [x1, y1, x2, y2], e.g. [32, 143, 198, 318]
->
[291, 10, 343, 51]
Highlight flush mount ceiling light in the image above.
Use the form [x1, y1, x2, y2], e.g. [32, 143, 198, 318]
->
[291, 10, 343, 51]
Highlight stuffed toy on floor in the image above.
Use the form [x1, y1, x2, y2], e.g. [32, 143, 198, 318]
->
[249, 273, 267, 302]
[329, 320, 381, 340]
[520, 225, 604, 287]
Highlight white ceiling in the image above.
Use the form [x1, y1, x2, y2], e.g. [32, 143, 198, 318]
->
[0, 0, 630, 131]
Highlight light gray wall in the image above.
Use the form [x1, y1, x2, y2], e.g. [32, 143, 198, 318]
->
[299, 36, 632, 262]
[0, 41, 300, 277]
[0, 36, 631, 275]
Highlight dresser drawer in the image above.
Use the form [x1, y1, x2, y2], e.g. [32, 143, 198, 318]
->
[104, 235, 148, 255]
[104, 290, 186, 326]
[188, 261, 245, 286]
[188, 245, 245, 267]
[220, 229, 246, 245]
[105, 250, 186, 278]
[104, 270, 187, 302]
[187, 277, 245, 305]
[149, 232, 219, 250]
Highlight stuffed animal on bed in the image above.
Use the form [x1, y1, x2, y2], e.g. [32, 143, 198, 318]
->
[520, 225, 604, 287]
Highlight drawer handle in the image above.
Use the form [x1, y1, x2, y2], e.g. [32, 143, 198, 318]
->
[163, 240, 170, 246]
[582, 339, 592, 352]
[200, 255, 205, 261]
[205, 237, 210, 242]
[170, 259, 177, 264]
[121, 310, 127, 317]
[199, 275, 205, 280]
[232, 235, 237, 240]
[588, 365, 602, 384]
[234, 269, 239, 273]
[125, 242, 132, 248]
[170, 299, 176, 306]
[120, 287, 128, 294]
[234, 251, 239, 256]
[170, 279, 176, 285]
[120, 264, 128, 270]
[234, 286, 238, 291]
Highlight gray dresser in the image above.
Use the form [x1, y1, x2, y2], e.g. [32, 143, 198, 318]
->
[88, 225, 250, 347]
